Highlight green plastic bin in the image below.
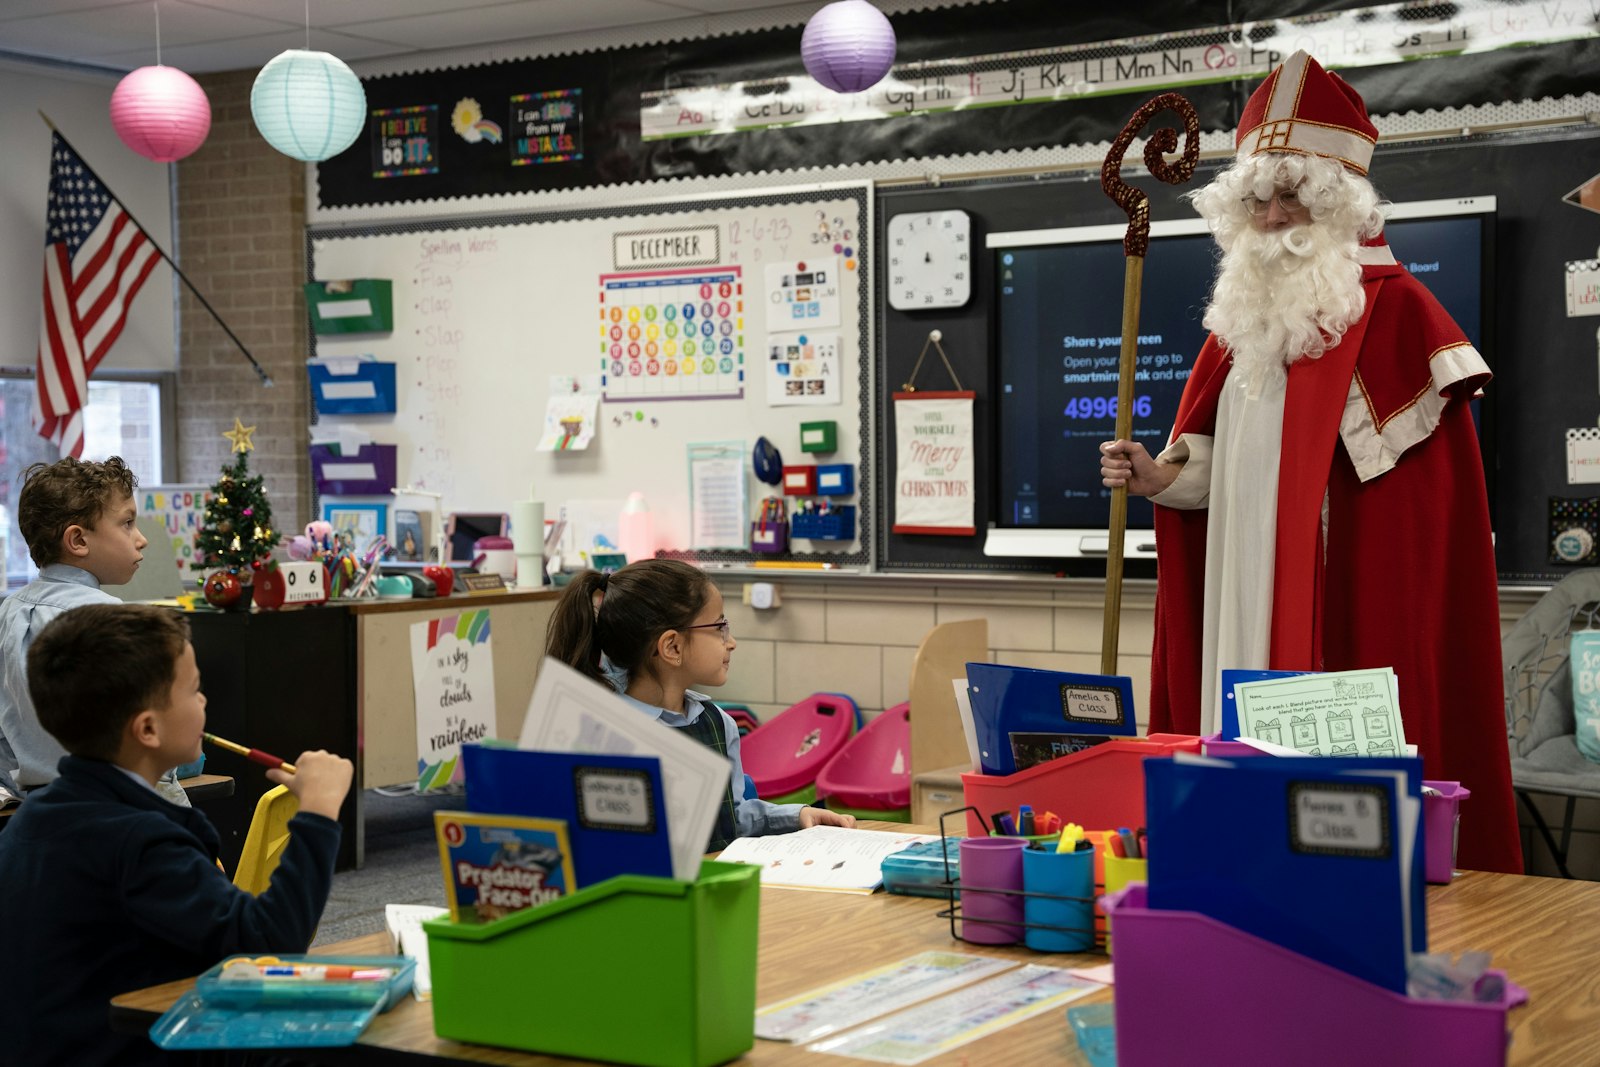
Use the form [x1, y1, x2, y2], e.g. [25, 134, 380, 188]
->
[304, 279, 394, 334]
[425, 860, 759, 1067]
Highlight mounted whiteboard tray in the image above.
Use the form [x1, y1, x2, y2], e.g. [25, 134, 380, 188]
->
[983, 528, 1156, 558]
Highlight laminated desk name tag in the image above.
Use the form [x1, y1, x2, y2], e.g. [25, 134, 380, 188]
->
[304, 279, 394, 335]
[308, 359, 397, 415]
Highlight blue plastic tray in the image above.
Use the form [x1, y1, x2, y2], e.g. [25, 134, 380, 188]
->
[149, 955, 415, 1050]
[880, 838, 960, 899]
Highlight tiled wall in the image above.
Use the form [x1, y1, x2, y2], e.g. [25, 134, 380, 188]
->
[710, 576, 1157, 729]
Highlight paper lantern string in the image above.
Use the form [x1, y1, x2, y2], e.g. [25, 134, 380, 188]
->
[1099, 93, 1201, 259]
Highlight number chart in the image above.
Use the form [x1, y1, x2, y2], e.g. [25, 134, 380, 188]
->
[599, 266, 745, 402]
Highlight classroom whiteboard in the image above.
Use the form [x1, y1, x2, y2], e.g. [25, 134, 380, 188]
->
[308, 184, 873, 565]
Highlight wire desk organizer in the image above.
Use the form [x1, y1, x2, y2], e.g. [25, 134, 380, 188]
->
[932, 807, 1109, 954]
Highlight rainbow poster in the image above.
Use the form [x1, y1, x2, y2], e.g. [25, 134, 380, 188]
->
[410, 608, 497, 791]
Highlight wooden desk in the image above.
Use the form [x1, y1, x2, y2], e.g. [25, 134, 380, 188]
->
[349, 590, 559, 790]
[184, 589, 558, 870]
[109, 855, 1600, 1064]
[178, 773, 235, 801]
[0, 775, 232, 831]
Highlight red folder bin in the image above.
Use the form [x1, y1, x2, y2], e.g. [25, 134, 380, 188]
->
[426, 861, 758, 1067]
[960, 734, 1200, 838]
[1105, 884, 1522, 1067]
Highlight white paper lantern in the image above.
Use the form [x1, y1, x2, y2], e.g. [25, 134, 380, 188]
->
[801, 0, 897, 94]
[250, 49, 367, 163]
[110, 65, 211, 162]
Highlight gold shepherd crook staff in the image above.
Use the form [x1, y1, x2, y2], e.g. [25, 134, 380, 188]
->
[1099, 93, 1200, 676]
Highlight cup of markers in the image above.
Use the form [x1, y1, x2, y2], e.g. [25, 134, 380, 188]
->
[987, 804, 1065, 849]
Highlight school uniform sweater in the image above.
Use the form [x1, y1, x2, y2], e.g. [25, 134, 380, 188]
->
[0, 755, 340, 1066]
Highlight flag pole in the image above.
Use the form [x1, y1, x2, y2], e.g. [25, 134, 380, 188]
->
[1098, 93, 1200, 676]
[38, 111, 274, 387]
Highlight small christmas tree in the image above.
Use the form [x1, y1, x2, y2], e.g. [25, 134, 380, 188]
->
[191, 417, 281, 575]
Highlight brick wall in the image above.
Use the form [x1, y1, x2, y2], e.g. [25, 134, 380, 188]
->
[174, 69, 310, 536]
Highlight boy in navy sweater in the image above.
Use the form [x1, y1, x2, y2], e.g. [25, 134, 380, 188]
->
[0, 603, 353, 1066]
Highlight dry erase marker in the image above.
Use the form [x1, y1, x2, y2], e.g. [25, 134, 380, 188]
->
[203, 732, 297, 774]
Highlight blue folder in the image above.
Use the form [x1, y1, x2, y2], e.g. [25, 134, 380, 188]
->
[463, 745, 674, 886]
[308, 359, 397, 415]
[965, 663, 1138, 776]
[1146, 754, 1426, 994]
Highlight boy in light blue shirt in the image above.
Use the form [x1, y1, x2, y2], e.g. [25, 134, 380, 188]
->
[0, 456, 191, 802]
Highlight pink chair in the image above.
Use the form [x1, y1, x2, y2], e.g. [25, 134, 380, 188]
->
[817, 702, 911, 822]
[742, 693, 858, 805]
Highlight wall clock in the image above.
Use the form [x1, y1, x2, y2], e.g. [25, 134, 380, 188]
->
[887, 209, 972, 310]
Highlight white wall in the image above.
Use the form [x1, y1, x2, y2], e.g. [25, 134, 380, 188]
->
[0, 59, 175, 375]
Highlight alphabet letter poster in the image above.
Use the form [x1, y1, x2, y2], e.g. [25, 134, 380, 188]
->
[411, 609, 497, 790]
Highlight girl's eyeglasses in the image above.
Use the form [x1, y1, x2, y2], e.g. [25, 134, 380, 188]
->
[683, 618, 732, 640]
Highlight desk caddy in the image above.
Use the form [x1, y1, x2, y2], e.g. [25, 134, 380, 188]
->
[1105, 884, 1522, 1067]
[149, 955, 416, 1050]
[426, 860, 759, 1067]
[960, 734, 1200, 838]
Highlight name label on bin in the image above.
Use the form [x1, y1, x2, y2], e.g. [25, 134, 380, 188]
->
[575, 767, 658, 833]
[1288, 782, 1391, 858]
[1058, 684, 1126, 725]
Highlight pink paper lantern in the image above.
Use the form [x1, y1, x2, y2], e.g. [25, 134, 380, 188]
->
[802, 0, 897, 94]
[110, 65, 211, 162]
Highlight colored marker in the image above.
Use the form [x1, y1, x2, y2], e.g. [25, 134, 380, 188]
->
[203, 732, 297, 774]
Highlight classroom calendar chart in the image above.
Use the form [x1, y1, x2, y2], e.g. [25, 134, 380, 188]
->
[599, 267, 745, 401]
[410, 610, 498, 792]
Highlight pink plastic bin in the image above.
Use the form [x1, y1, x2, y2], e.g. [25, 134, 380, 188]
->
[1424, 781, 1471, 884]
[742, 693, 857, 801]
[1105, 883, 1522, 1067]
[960, 734, 1201, 838]
[817, 702, 911, 811]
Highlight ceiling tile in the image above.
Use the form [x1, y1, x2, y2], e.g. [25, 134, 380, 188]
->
[0, 2, 300, 62]
[96, 28, 412, 74]
[333, 0, 697, 50]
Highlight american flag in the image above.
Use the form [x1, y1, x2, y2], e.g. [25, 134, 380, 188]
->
[33, 132, 161, 458]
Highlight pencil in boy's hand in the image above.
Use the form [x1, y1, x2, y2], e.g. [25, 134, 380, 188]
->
[202, 732, 297, 774]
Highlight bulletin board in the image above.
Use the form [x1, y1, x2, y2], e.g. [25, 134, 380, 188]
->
[307, 184, 872, 566]
[875, 126, 1600, 582]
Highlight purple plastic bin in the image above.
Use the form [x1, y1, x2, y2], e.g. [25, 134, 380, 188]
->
[1104, 884, 1521, 1067]
[1200, 733, 1262, 758]
[310, 443, 398, 496]
[1424, 781, 1471, 884]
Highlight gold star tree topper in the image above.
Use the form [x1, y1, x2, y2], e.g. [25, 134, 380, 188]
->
[221, 417, 257, 454]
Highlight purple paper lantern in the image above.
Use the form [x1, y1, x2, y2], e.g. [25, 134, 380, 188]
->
[110, 65, 212, 162]
[802, 0, 897, 94]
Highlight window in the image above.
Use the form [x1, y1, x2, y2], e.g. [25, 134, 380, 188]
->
[1, 376, 166, 588]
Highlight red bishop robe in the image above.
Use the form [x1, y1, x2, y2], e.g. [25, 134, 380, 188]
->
[1149, 238, 1522, 874]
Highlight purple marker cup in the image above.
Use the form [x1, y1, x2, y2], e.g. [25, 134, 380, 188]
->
[958, 836, 1026, 944]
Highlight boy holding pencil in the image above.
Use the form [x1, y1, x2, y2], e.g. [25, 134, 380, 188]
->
[0, 603, 353, 1066]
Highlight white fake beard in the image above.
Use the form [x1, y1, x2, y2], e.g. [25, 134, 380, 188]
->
[1203, 222, 1366, 391]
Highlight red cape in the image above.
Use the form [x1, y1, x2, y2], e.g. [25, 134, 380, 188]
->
[1149, 245, 1522, 874]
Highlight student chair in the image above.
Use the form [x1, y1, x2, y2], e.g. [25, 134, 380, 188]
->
[816, 701, 912, 822]
[1502, 568, 1600, 878]
[232, 784, 299, 894]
